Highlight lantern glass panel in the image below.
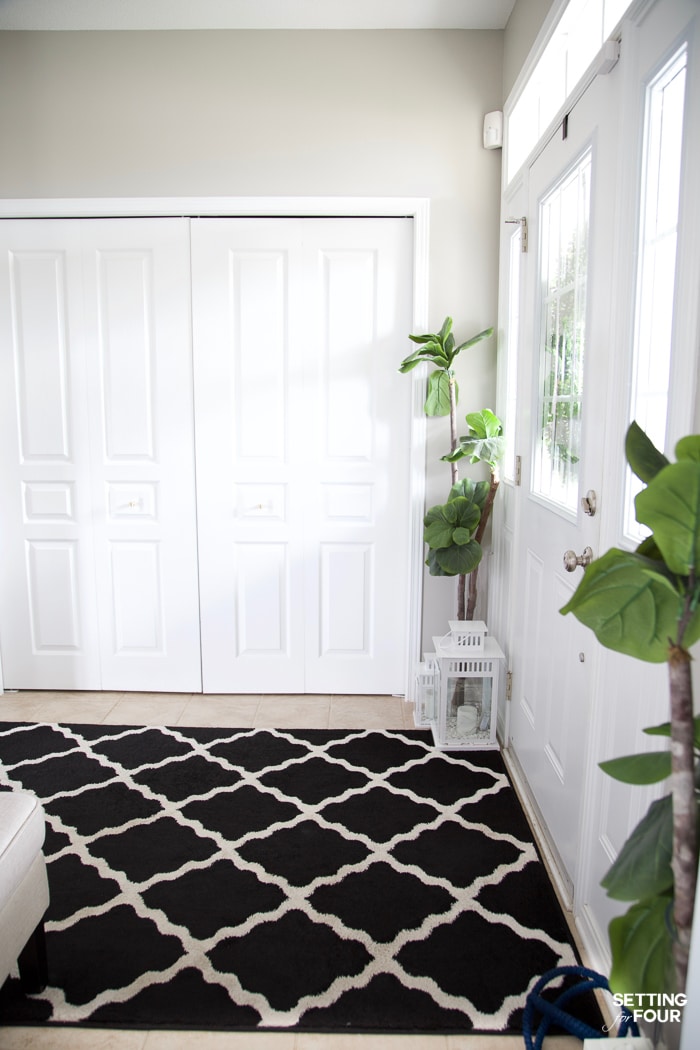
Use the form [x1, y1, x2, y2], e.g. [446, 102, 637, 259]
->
[414, 658, 438, 726]
[446, 676, 492, 739]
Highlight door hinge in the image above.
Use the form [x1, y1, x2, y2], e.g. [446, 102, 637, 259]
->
[514, 454, 522, 486]
[505, 670, 513, 701]
[505, 216, 528, 252]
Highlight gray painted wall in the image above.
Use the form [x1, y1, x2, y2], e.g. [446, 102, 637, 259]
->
[0, 27, 505, 646]
[503, 0, 556, 99]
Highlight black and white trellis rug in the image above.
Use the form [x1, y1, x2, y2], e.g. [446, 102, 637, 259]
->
[0, 722, 602, 1034]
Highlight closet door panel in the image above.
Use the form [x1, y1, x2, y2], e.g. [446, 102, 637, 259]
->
[301, 219, 413, 694]
[0, 222, 101, 688]
[192, 217, 413, 695]
[0, 218, 201, 693]
[192, 220, 306, 693]
[81, 219, 201, 691]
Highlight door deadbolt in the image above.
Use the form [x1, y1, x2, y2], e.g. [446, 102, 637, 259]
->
[581, 490, 597, 517]
[563, 547, 593, 572]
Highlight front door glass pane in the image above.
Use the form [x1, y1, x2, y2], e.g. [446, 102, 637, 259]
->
[533, 149, 591, 512]
[623, 45, 687, 543]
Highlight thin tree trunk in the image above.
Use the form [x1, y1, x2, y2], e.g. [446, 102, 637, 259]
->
[457, 574, 466, 620]
[464, 471, 500, 620]
[465, 566, 479, 622]
[448, 374, 463, 616]
[668, 642, 697, 994]
[448, 375, 458, 486]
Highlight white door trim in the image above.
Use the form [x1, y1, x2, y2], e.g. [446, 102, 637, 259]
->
[0, 196, 430, 698]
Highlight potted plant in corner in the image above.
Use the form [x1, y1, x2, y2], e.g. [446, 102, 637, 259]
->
[399, 317, 504, 620]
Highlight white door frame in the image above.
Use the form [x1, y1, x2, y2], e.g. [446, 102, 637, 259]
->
[0, 196, 430, 698]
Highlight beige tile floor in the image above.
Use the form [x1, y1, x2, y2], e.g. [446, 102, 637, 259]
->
[0, 690, 586, 1050]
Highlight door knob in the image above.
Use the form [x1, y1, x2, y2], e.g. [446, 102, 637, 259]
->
[563, 546, 593, 572]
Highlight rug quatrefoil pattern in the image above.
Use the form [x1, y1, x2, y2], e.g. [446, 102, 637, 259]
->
[0, 723, 591, 1034]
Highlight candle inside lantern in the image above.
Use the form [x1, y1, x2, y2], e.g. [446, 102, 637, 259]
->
[456, 704, 479, 735]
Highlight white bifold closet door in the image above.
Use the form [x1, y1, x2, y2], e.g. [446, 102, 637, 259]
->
[191, 218, 413, 695]
[0, 218, 202, 692]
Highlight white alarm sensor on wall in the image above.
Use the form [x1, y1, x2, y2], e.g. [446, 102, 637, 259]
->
[483, 111, 503, 149]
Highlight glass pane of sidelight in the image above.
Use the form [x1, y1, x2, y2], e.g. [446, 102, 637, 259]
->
[624, 45, 687, 542]
[503, 225, 521, 482]
[533, 149, 591, 512]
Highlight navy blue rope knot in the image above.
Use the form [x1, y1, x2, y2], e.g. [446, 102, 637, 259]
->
[523, 965, 640, 1048]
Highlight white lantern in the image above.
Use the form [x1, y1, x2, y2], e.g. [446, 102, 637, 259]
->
[447, 620, 488, 651]
[431, 630, 504, 750]
[413, 654, 438, 727]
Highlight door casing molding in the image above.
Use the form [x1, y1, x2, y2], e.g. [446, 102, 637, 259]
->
[0, 196, 430, 697]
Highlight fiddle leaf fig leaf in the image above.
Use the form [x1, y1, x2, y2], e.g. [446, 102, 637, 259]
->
[635, 534, 663, 560]
[423, 498, 480, 550]
[425, 548, 452, 576]
[601, 795, 674, 900]
[446, 410, 505, 467]
[450, 497, 479, 532]
[423, 495, 482, 574]
[608, 895, 675, 996]
[442, 500, 459, 525]
[452, 527, 473, 546]
[643, 721, 672, 737]
[675, 434, 700, 462]
[435, 539, 482, 576]
[417, 340, 448, 362]
[398, 355, 424, 373]
[625, 421, 670, 483]
[465, 408, 502, 439]
[599, 751, 671, 785]
[438, 316, 453, 343]
[468, 436, 506, 469]
[425, 370, 454, 417]
[423, 507, 455, 549]
[560, 548, 685, 662]
[643, 715, 700, 749]
[454, 326, 494, 353]
[635, 461, 700, 576]
[448, 478, 490, 508]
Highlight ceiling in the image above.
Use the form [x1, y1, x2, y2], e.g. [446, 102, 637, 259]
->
[0, 0, 517, 32]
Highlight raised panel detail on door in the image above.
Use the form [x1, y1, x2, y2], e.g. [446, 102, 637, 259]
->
[26, 541, 82, 651]
[320, 543, 373, 654]
[321, 249, 375, 461]
[97, 251, 156, 461]
[110, 542, 163, 653]
[10, 250, 71, 461]
[23, 482, 75, 522]
[233, 252, 288, 460]
[235, 542, 290, 657]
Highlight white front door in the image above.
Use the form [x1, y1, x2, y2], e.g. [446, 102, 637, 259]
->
[192, 218, 413, 694]
[508, 68, 620, 887]
[0, 218, 202, 692]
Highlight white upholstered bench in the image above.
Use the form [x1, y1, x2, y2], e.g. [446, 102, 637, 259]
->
[0, 790, 50, 993]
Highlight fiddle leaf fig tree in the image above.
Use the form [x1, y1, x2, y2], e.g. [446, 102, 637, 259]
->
[399, 318, 498, 619]
[560, 421, 700, 995]
[399, 317, 494, 486]
[442, 409, 505, 619]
